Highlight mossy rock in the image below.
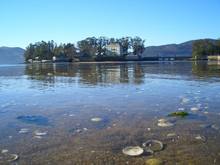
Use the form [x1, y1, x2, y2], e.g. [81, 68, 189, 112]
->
[168, 111, 189, 117]
[145, 158, 163, 165]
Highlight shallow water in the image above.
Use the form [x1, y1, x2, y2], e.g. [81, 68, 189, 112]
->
[0, 61, 220, 164]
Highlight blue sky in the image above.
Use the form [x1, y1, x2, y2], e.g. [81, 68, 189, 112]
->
[1, 0, 220, 48]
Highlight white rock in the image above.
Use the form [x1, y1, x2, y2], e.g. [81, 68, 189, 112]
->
[19, 128, 29, 134]
[191, 107, 199, 112]
[178, 108, 185, 111]
[158, 118, 166, 123]
[91, 117, 102, 122]
[211, 124, 219, 130]
[1, 149, 9, 154]
[34, 130, 47, 136]
[195, 135, 206, 141]
[167, 133, 176, 137]
[122, 146, 144, 156]
[34, 136, 43, 139]
[158, 122, 174, 127]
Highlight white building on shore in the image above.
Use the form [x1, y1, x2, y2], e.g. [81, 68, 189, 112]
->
[106, 43, 123, 56]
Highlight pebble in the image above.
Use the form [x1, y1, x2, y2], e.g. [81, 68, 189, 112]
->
[34, 136, 43, 139]
[158, 122, 174, 127]
[91, 117, 103, 122]
[34, 130, 47, 136]
[145, 158, 163, 165]
[122, 146, 144, 156]
[178, 108, 185, 111]
[19, 128, 29, 134]
[1, 149, 9, 154]
[75, 129, 82, 133]
[191, 107, 199, 112]
[211, 124, 219, 130]
[167, 133, 176, 137]
[157, 119, 174, 127]
[112, 123, 117, 127]
[195, 135, 206, 142]
[8, 154, 19, 162]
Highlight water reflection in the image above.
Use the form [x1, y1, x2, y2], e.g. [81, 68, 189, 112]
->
[25, 63, 147, 85]
[23, 61, 220, 86]
[192, 61, 220, 78]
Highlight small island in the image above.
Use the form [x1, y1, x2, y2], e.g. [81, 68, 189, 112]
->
[24, 37, 220, 63]
[24, 37, 145, 63]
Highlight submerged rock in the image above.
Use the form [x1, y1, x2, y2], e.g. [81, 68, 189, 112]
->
[158, 122, 174, 127]
[34, 130, 47, 136]
[167, 133, 176, 137]
[157, 119, 174, 127]
[122, 146, 144, 156]
[190, 107, 199, 112]
[8, 154, 19, 162]
[91, 117, 103, 122]
[18, 128, 29, 134]
[0, 153, 19, 162]
[158, 119, 166, 123]
[178, 108, 185, 111]
[34, 136, 43, 139]
[142, 140, 164, 153]
[145, 158, 163, 165]
[195, 135, 206, 142]
[17, 115, 49, 126]
[1, 150, 8, 154]
[211, 124, 219, 130]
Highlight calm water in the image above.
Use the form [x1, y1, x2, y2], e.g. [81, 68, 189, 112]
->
[0, 61, 220, 164]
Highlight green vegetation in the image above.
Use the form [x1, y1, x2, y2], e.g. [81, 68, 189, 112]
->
[24, 37, 145, 62]
[24, 41, 77, 62]
[168, 111, 189, 117]
[192, 39, 220, 60]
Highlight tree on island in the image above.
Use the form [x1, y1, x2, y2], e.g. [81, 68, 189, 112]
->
[24, 36, 145, 62]
[192, 39, 220, 60]
[77, 37, 98, 59]
[131, 37, 145, 56]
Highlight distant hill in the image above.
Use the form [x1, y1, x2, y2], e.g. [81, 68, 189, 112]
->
[0, 39, 217, 64]
[142, 39, 217, 58]
[0, 47, 24, 64]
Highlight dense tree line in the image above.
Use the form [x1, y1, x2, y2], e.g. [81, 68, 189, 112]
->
[24, 37, 145, 62]
[192, 39, 220, 60]
[24, 41, 77, 61]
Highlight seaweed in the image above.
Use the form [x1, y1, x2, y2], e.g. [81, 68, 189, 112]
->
[168, 111, 189, 117]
